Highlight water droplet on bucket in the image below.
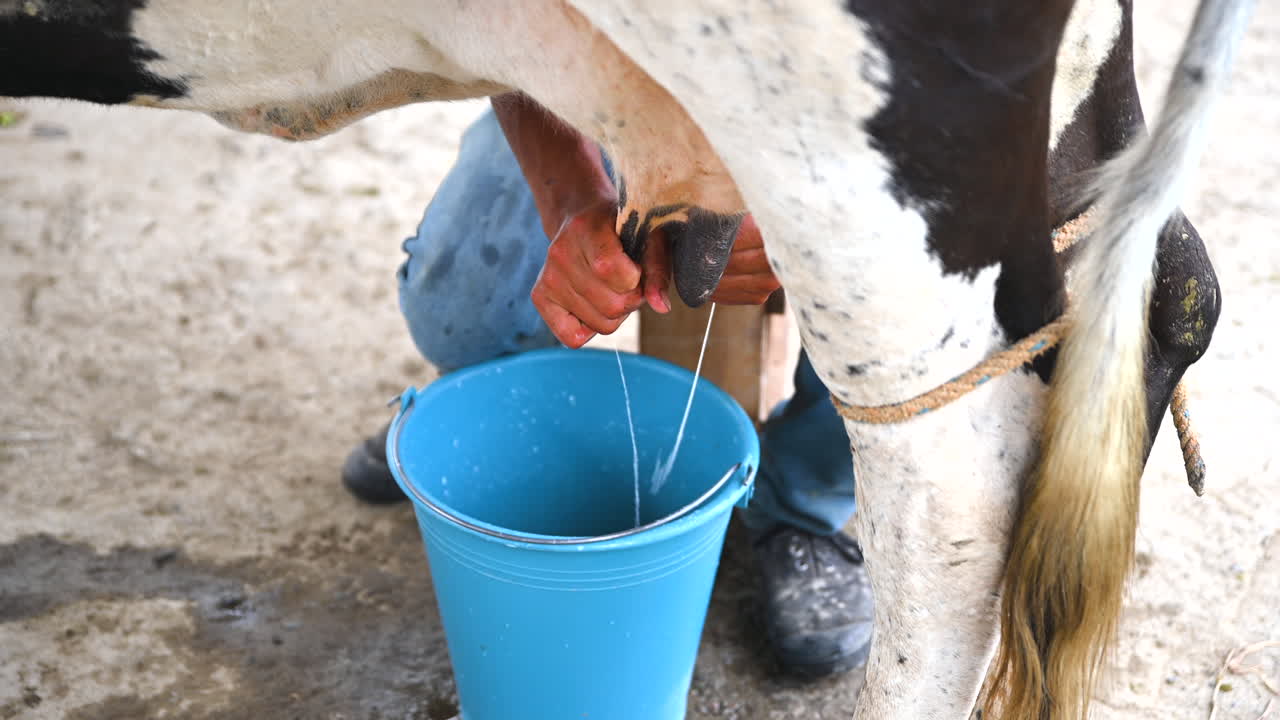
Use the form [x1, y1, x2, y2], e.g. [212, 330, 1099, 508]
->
[441, 477, 448, 486]
[568, 394, 577, 406]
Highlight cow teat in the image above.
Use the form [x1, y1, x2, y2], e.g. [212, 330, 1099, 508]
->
[616, 203, 742, 308]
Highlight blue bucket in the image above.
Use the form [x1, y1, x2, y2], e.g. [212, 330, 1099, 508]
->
[388, 347, 758, 720]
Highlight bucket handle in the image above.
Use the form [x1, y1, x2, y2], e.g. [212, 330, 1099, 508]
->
[388, 389, 755, 546]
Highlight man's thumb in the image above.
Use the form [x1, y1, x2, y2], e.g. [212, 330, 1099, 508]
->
[640, 228, 672, 314]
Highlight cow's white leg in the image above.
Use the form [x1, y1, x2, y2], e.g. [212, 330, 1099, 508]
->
[559, 2, 1067, 717]
[844, 382, 1044, 720]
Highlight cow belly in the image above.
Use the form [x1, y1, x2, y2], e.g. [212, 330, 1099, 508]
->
[123, 1, 509, 138]
[204, 70, 507, 141]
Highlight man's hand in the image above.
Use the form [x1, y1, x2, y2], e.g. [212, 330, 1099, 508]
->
[710, 215, 781, 305]
[491, 93, 779, 346]
[493, 93, 663, 347]
[623, 214, 779, 313]
[531, 200, 653, 348]
[532, 209, 781, 346]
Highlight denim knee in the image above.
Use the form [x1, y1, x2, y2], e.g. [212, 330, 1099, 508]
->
[396, 110, 559, 372]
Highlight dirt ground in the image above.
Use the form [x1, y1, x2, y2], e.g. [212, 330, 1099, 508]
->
[2, 3, 1277, 719]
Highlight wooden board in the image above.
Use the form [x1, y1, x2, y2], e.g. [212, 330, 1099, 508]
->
[639, 302, 767, 421]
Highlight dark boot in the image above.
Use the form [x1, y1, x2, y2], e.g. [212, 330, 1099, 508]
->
[753, 526, 873, 678]
[340, 424, 406, 504]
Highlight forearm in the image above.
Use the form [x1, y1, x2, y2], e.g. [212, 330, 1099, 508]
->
[490, 93, 616, 240]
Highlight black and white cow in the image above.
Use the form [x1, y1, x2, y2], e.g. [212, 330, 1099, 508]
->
[0, 0, 1251, 718]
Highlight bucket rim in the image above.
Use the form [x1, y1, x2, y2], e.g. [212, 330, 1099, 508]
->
[386, 347, 758, 551]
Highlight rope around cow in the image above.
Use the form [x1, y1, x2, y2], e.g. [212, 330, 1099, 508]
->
[830, 207, 1208, 496]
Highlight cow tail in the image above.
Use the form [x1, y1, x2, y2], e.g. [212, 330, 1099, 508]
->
[987, 1, 1253, 718]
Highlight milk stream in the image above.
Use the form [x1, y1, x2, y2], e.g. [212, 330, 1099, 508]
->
[649, 303, 716, 496]
[616, 303, 716, 529]
[614, 347, 641, 528]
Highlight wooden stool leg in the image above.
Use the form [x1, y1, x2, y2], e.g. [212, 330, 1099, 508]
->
[760, 307, 798, 422]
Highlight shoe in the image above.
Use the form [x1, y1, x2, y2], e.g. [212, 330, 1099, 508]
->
[753, 526, 873, 678]
[341, 423, 407, 504]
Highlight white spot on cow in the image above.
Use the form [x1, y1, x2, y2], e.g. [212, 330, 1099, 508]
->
[1050, 0, 1124, 152]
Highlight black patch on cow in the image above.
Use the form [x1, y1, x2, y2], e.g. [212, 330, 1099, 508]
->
[842, 0, 1073, 358]
[937, 326, 955, 348]
[0, 0, 188, 104]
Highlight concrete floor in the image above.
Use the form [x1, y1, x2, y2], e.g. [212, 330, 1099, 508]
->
[2, 2, 1278, 718]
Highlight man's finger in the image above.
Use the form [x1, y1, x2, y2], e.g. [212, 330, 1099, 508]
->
[556, 282, 630, 336]
[723, 246, 773, 276]
[566, 251, 645, 320]
[532, 286, 596, 348]
[641, 227, 672, 313]
[710, 271, 782, 305]
[733, 214, 765, 250]
[583, 223, 642, 294]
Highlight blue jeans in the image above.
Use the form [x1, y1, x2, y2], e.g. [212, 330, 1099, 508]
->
[397, 109, 856, 536]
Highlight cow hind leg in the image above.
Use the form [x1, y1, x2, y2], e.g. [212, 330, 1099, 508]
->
[849, 376, 1048, 720]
